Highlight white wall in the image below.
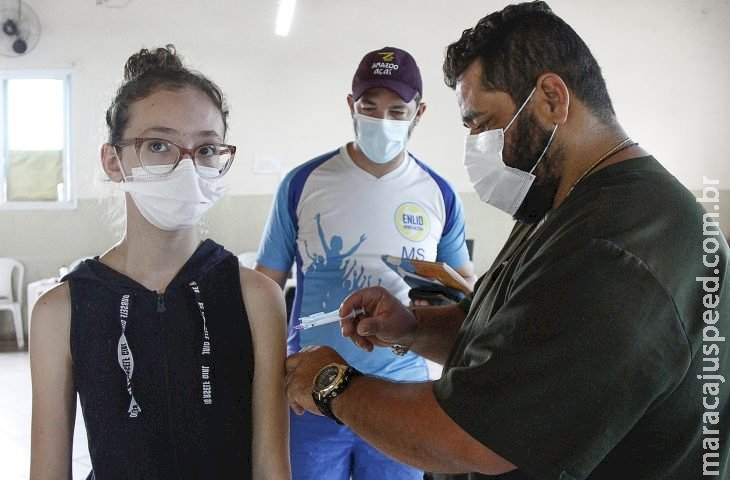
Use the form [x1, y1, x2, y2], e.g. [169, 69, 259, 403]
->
[1, 0, 729, 340]
[1, 0, 728, 197]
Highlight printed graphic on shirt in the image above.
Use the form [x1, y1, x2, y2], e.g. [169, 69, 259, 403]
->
[394, 202, 430, 242]
[302, 213, 382, 311]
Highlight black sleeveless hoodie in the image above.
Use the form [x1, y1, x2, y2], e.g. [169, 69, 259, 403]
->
[66, 240, 254, 479]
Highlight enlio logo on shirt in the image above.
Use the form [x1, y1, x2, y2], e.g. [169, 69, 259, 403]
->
[394, 202, 430, 242]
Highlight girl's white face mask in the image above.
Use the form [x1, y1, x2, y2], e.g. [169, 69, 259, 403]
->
[462, 87, 557, 217]
[121, 159, 228, 231]
[354, 113, 413, 164]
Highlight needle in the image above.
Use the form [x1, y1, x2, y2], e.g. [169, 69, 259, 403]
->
[294, 307, 365, 330]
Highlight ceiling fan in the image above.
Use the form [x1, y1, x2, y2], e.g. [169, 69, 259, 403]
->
[1, 0, 41, 56]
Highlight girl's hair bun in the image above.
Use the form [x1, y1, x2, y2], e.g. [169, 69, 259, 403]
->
[123, 44, 183, 81]
[107, 43, 229, 144]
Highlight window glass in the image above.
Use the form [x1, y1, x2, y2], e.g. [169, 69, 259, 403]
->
[1, 74, 71, 206]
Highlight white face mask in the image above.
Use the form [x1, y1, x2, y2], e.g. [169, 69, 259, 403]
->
[354, 113, 413, 164]
[121, 159, 229, 231]
[462, 87, 557, 216]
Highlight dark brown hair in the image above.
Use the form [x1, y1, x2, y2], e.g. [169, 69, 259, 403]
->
[105, 44, 229, 143]
[444, 1, 615, 123]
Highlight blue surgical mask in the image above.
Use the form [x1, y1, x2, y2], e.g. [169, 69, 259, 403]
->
[354, 113, 413, 164]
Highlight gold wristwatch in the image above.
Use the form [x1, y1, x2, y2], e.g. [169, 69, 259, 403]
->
[311, 363, 362, 425]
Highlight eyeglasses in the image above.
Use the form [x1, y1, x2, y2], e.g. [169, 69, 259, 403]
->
[113, 137, 236, 179]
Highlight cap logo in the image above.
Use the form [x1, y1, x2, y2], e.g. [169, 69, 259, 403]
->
[371, 52, 399, 77]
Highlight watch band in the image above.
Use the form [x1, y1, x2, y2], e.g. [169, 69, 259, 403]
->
[312, 365, 362, 425]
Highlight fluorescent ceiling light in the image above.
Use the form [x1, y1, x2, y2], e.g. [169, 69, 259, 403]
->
[275, 0, 297, 36]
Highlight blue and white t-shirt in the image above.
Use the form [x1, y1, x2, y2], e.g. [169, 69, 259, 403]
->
[257, 146, 470, 381]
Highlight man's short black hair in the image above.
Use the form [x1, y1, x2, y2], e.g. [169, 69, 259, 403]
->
[444, 1, 615, 123]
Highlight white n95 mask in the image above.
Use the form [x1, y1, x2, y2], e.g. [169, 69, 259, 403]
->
[354, 113, 412, 164]
[462, 87, 557, 216]
[463, 129, 539, 216]
[121, 159, 228, 231]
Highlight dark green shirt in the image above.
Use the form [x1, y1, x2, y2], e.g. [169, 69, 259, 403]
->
[433, 157, 729, 479]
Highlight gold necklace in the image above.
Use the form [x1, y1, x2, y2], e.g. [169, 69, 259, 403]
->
[566, 137, 638, 198]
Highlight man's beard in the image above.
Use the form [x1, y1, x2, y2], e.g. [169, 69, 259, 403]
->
[504, 112, 562, 224]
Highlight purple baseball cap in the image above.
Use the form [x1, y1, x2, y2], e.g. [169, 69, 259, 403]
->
[352, 46, 422, 102]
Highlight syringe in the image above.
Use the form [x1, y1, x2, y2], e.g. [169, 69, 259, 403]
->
[294, 307, 366, 330]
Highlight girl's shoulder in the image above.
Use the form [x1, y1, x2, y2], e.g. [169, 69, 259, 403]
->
[238, 266, 287, 339]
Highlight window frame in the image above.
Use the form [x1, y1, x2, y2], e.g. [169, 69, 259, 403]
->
[0, 69, 74, 210]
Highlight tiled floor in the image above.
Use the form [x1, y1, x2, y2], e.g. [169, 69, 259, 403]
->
[0, 342, 90, 479]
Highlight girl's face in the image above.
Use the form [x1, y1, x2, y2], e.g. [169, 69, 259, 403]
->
[118, 86, 225, 173]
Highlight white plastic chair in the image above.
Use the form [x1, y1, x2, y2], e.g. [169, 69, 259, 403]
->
[0, 258, 25, 349]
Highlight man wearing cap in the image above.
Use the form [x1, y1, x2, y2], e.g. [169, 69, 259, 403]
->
[256, 46, 475, 479]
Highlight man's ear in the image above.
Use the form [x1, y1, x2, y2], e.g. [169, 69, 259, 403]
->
[413, 102, 427, 126]
[101, 143, 125, 183]
[535, 73, 569, 126]
[346, 94, 355, 116]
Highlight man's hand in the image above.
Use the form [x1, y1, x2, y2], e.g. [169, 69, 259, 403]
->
[339, 286, 419, 352]
[285, 345, 347, 416]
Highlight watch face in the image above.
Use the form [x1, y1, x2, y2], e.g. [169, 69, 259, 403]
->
[314, 365, 340, 391]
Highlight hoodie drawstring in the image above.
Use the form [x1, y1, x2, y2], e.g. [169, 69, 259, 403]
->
[189, 281, 213, 406]
[117, 285, 213, 415]
[117, 293, 141, 418]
